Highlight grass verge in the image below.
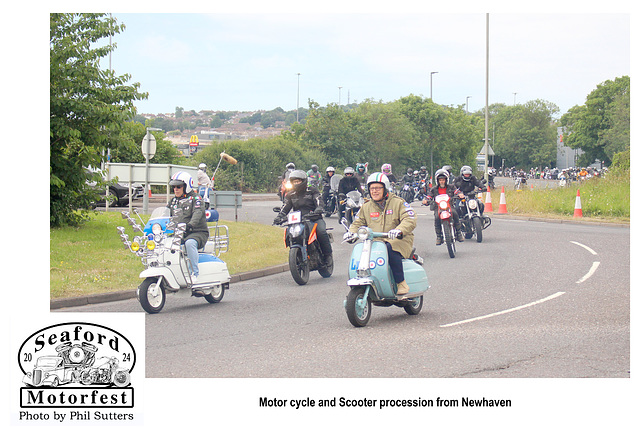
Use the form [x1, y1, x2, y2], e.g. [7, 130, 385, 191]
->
[489, 171, 630, 223]
[50, 212, 287, 300]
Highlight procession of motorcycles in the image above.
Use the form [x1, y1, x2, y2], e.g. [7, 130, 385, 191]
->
[115, 158, 505, 325]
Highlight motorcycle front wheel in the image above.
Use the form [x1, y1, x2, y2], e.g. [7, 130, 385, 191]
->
[138, 277, 166, 314]
[346, 287, 372, 327]
[473, 216, 484, 243]
[443, 223, 456, 258]
[289, 247, 310, 285]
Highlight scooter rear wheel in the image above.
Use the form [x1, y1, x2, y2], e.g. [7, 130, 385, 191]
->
[403, 295, 424, 315]
[204, 283, 225, 303]
[346, 287, 371, 327]
[138, 277, 166, 314]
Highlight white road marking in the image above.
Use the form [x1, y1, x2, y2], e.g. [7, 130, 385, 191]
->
[570, 241, 598, 255]
[439, 292, 566, 328]
[576, 261, 601, 284]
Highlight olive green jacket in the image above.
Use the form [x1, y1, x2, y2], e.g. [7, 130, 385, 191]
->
[349, 194, 417, 258]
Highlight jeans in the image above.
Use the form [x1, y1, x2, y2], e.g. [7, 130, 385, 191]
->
[185, 238, 199, 276]
[384, 242, 404, 283]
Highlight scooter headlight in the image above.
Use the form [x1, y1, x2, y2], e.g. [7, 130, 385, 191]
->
[357, 227, 371, 241]
[152, 223, 163, 235]
[130, 241, 140, 252]
[468, 199, 478, 209]
[290, 223, 304, 238]
[146, 239, 156, 251]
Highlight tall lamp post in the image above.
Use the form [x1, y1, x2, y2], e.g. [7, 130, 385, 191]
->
[430, 71, 438, 99]
[296, 73, 301, 122]
[143, 127, 163, 214]
[338, 86, 343, 105]
[466, 96, 472, 114]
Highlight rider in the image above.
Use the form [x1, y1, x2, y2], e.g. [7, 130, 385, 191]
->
[306, 164, 322, 189]
[401, 168, 415, 185]
[442, 165, 455, 185]
[321, 166, 336, 212]
[344, 172, 417, 296]
[197, 163, 213, 208]
[273, 170, 333, 268]
[423, 169, 464, 245]
[168, 171, 209, 286]
[418, 166, 429, 182]
[454, 165, 487, 215]
[355, 163, 369, 188]
[381, 163, 397, 188]
[337, 167, 364, 221]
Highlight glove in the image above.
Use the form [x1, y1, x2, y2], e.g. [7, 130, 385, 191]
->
[186, 223, 194, 233]
[273, 217, 284, 226]
[343, 232, 358, 243]
[387, 229, 402, 239]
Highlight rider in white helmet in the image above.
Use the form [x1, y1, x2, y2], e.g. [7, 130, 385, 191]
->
[168, 171, 209, 287]
[343, 172, 417, 296]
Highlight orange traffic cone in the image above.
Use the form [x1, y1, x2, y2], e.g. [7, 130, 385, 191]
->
[485, 188, 493, 212]
[573, 189, 583, 218]
[497, 186, 508, 214]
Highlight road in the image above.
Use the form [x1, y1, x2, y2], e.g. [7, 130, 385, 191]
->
[63, 194, 630, 378]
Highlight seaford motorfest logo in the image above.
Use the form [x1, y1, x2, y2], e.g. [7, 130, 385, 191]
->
[17, 322, 136, 422]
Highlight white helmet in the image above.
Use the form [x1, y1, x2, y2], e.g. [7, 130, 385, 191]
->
[199, 163, 207, 170]
[326, 166, 335, 173]
[169, 171, 195, 193]
[366, 172, 391, 195]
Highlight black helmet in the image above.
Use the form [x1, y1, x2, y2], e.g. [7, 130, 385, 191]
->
[289, 170, 308, 192]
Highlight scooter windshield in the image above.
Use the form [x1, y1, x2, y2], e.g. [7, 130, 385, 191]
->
[149, 207, 170, 220]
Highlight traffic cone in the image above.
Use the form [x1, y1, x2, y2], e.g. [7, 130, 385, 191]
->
[485, 188, 493, 212]
[573, 189, 583, 218]
[497, 186, 508, 214]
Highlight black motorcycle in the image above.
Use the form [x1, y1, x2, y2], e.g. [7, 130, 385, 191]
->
[278, 211, 333, 285]
[457, 191, 491, 243]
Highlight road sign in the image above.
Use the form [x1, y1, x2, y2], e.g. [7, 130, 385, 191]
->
[142, 133, 156, 160]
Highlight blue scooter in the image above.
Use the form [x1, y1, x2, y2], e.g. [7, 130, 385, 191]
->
[343, 225, 430, 327]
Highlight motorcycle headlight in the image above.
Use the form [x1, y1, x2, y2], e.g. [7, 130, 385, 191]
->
[468, 199, 478, 209]
[439, 200, 449, 210]
[290, 223, 304, 237]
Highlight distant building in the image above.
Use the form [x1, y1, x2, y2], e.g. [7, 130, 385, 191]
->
[556, 126, 582, 169]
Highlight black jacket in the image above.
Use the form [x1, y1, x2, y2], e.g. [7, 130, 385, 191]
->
[337, 176, 363, 196]
[275, 187, 325, 222]
[454, 175, 486, 195]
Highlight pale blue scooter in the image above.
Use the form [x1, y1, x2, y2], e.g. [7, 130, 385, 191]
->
[343, 225, 430, 327]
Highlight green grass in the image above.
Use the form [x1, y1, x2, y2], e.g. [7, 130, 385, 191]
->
[490, 170, 630, 223]
[50, 212, 287, 300]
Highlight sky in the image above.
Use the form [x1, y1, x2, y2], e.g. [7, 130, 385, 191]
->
[104, 11, 631, 118]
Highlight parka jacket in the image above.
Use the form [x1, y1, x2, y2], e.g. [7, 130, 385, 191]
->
[348, 193, 416, 258]
[167, 191, 209, 248]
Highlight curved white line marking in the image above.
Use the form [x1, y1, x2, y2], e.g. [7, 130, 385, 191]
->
[439, 292, 565, 328]
[570, 241, 598, 255]
[576, 261, 600, 284]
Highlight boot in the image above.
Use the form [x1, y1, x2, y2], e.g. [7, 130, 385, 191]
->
[323, 253, 333, 269]
[455, 229, 465, 242]
[396, 280, 409, 295]
[435, 234, 443, 245]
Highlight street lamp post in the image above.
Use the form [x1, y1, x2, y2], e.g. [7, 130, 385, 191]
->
[430, 71, 438, 99]
[513, 92, 517, 105]
[143, 127, 163, 214]
[338, 86, 343, 105]
[466, 96, 472, 114]
[296, 73, 301, 122]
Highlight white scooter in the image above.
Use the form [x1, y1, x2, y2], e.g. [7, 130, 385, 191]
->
[117, 208, 230, 314]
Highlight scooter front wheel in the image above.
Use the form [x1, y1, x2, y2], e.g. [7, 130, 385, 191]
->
[346, 287, 372, 327]
[138, 277, 166, 314]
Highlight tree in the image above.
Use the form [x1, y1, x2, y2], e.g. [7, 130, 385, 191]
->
[50, 13, 147, 226]
[561, 76, 630, 166]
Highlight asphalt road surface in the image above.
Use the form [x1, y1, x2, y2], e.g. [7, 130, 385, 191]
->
[63, 194, 630, 378]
